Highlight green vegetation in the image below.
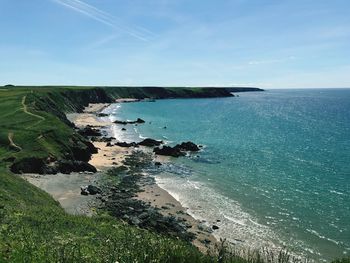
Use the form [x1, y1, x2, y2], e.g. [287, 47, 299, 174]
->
[0, 86, 348, 262]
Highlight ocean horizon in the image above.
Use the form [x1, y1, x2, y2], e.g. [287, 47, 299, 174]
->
[103, 88, 350, 261]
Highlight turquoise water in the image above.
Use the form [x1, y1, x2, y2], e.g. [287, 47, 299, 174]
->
[104, 89, 350, 261]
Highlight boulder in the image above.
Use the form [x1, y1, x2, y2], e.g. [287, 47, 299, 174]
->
[80, 187, 89, 195]
[212, 225, 219, 230]
[136, 118, 145, 124]
[78, 126, 102, 137]
[153, 146, 185, 157]
[96, 113, 109, 117]
[87, 185, 102, 195]
[115, 142, 137, 147]
[113, 118, 145, 125]
[174, 141, 200, 152]
[10, 157, 47, 174]
[57, 160, 97, 174]
[138, 138, 163, 147]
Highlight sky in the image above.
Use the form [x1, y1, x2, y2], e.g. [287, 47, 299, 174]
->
[0, 0, 350, 88]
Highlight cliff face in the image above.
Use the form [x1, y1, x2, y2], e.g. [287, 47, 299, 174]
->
[4, 86, 234, 175]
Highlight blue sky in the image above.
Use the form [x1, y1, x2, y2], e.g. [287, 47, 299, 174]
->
[0, 0, 349, 88]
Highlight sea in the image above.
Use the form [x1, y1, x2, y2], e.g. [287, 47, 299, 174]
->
[102, 89, 350, 262]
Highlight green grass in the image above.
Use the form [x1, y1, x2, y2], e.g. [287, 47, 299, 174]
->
[0, 86, 348, 262]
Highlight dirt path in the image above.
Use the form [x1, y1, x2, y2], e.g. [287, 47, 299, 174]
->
[21, 95, 45, 121]
[8, 132, 22, 151]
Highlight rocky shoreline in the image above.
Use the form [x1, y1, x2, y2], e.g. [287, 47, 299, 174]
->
[68, 102, 218, 251]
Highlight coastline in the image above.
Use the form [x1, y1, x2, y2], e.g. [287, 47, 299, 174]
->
[69, 102, 218, 251]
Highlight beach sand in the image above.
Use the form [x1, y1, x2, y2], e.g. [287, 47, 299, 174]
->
[136, 179, 217, 251]
[80, 103, 217, 251]
[26, 102, 217, 252]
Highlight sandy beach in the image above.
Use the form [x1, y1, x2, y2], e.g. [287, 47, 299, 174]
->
[22, 102, 217, 252]
[73, 103, 218, 251]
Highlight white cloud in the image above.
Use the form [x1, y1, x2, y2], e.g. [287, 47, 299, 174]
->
[52, 0, 153, 41]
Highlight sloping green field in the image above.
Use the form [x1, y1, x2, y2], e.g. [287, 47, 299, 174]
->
[0, 86, 348, 262]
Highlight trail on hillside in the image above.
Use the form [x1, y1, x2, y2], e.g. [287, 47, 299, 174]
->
[22, 95, 45, 121]
[8, 132, 22, 151]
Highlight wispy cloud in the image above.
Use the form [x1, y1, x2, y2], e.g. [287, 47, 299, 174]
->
[248, 56, 297, 65]
[52, 0, 154, 41]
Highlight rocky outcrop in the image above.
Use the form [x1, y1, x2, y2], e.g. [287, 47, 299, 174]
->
[81, 185, 102, 195]
[138, 138, 163, 147]
[114, 118, 145, 125]
[57, 160, 97, 174]
[153, 146, 185, 157]
[153, 142, 200, 157]
[174, 141, 200, 152]
[10, 157, 48, 174]
[78, 126, 102, 137]
[115, 142, 138, 148]
[10, 158, 96, 175]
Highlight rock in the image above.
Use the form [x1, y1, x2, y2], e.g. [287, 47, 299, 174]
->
[153, 146, 185, 157]
[106, 142, 113, 147]
[174, 141, 200, 152]
[130, 217, 141, 226]
[136, 118, 145, 124]
[97, 113, 109, 117]
[201, 238, 211, 245]
[114, 118, 145, 125]
[198, 223, 213, 233]
[57, 160, 97, 174]
[87, 185, 102, 195]
[121, 128, 126, 131]
[10, 157, 47, 174]
[154, 162, 162, 166]
[80, 186, 89, 195]
[78, 126, 102, 137]
[138, 138, 163, 147]
[212, 225, 219, 230]
[139, 212, 149, 220]
[115, 142, 137, 147]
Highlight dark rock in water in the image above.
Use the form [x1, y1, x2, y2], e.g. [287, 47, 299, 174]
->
[174, 141, 200, 152]
[96, 113, 109, 117]
[87, 185, 102, 195]
[153, 146, 185, 157]
[114, 118, 145, 125]
[136, 118, 145, 124]
[154, 162, 162, 166]
[121, 128, 126, 131]
[115, 142, 137, 147]
[78, 126, 102, 137]
[106, 142, 113, 147]
[138, 138, 163, 147]
[57, 160, 97, 174]
[212, 225, 219, 230]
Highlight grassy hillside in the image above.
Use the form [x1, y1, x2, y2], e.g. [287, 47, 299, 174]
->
[0, 86, 227, 262]
[0, 86, 348, 262]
